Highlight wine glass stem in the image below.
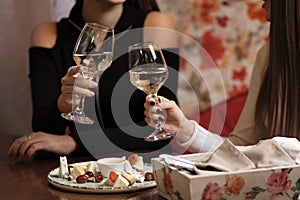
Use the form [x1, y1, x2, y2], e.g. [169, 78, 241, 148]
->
[157, 121, 163, 132]
[74, 96, 86, 115]
[150, 93, 164, 133]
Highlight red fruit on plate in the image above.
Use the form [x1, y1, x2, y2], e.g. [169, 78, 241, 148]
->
[76, 174, 89, 183]
[85, 171, 94, 178]
[95, 173, 104, 183]
[109, 171, 118, 183]
[145, 172, 154, 181]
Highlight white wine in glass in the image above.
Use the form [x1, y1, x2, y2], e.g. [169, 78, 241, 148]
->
[61, 22, 114, 124]
[128, 41, 176, 142]
[73, 52, 113, 79]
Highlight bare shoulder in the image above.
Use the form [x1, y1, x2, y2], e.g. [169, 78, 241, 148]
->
[143, 12, 177, 48]
[144, 11, 176, 30]
[30, 22, 57, 48]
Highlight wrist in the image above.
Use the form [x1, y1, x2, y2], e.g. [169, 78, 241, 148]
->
[63, 135, 78, 154]
[58, 95, 71, 113]
[176, 116, 195, 144]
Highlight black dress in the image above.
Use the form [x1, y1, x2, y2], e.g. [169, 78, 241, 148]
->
[29, 2, 179, 155]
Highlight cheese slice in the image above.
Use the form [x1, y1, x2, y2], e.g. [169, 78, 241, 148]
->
[121, 171, 137, 185]
[71, 166, 85, 179]
[59, 156, 69, 178]
[113, 175, 129, 188]
[86, 162, 96, 175]
[104, 178, 114, 187]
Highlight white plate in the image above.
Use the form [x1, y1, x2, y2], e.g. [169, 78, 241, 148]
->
[47, 161, 156, 194]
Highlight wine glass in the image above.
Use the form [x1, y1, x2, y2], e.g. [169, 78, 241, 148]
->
[61, 22, 114, 124]
[128, 41, 176, 142]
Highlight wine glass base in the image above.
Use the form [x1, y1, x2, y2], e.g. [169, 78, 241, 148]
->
[61, 113, 74, 121]
[144, 131, 176, 142]
[61, 113, 94, 124]
[74, 115, 94, 124]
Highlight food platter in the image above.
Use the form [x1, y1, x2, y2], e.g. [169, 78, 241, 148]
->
[47, 161, 156, 194]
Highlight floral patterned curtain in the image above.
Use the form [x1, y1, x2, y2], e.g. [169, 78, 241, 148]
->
[158, 0, 269, 118]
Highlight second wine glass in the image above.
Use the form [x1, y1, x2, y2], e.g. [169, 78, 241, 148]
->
[128, 41, 176, 142]
[61, 22, 114, 124]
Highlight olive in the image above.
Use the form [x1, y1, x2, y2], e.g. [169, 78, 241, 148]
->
[76, 174, 89, 183]
[85, 171, 94, 177]
[68, 165, 73, 174]
[95, 173, 104, 183]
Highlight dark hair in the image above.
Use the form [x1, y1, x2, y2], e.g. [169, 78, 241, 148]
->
[255, 0, 300, 138]
[124, 0, 160, 11]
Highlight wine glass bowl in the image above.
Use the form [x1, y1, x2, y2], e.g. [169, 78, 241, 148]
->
[61, 22, 114, 124]
[129, 64, 168, 95]
[128, 41, 176, 142]
[73, 23, 114, 79]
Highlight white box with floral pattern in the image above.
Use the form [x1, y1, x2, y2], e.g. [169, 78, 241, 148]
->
[152, 154, 300, 200]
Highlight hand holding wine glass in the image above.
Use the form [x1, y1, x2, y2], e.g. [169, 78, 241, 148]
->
[128, 41, 176, 142]
[61, 22, 114, 124]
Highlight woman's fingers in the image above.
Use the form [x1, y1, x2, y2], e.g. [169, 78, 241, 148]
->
[146, 95, 157, 106]
[61, 86, 95, 106]
[18, 136, 36, 158]
[62, 75, 97, 91]
[61, 67, 98, 106]
[144, 95, 181, 133]
[66, 66, 80, 76]
[62, 66, 98, 89]
[7, 132, 44, 159]
[73, 77, 98, 89]
[145, 95, 170, 108]
[8, 135, 35, 159]
[144, 105, 165, 127]
[8, 132, 76, 159]
[145, 95, 159, 110]
[72, 85, 95, 97]
[25, 134, 75, 157]
[26, 142, 45, 158]
[7, 137, 24, 158]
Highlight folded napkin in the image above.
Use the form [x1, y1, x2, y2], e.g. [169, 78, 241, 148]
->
[271, 137, 300, 164]
[194, 138, 298, 172]
[236, 139, 296, 168]
[195, 139, 256, 171]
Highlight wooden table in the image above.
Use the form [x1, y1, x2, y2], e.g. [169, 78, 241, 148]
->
[0, 134, 165, 200]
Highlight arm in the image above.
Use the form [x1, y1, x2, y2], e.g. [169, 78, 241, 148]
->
[144, 44, 270, 153]
[29, 22, 68, 133]
[144, 96, 224, 153]
[7, 132, 77, 159]
[30, 22, 57, 48]
[31, 22, 97, 129]
[8, 22, 78, 159]
[143, 11, 177, 49]
[141, 11, 217, 150]
[57, 66, 97, 113]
